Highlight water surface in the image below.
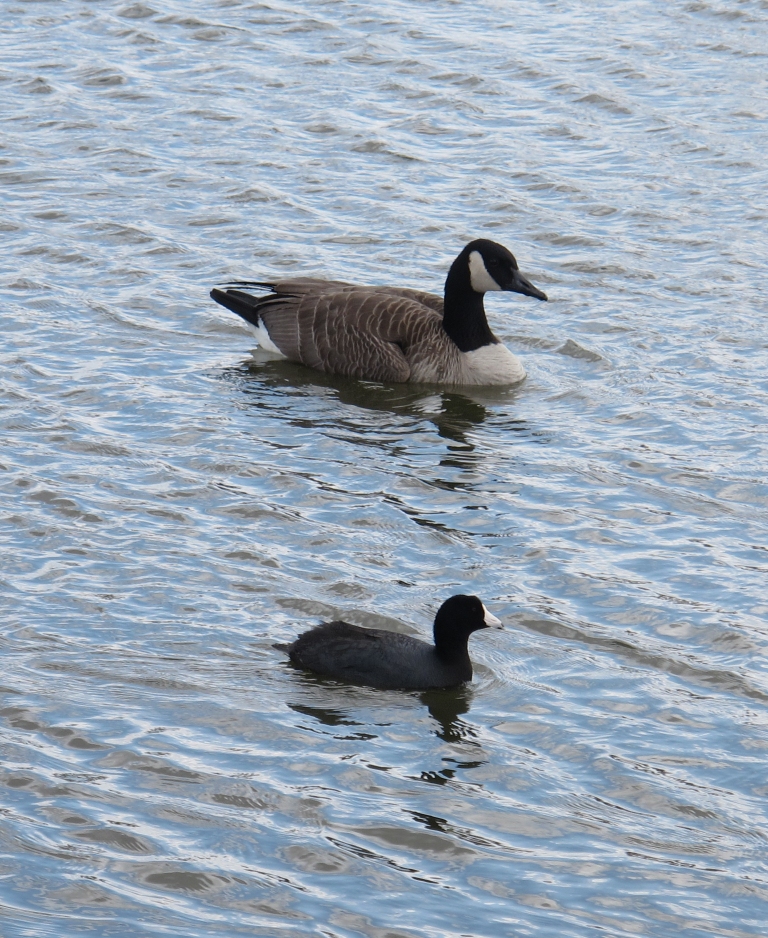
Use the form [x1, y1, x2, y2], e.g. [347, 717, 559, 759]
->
[2, 1, 768, 936]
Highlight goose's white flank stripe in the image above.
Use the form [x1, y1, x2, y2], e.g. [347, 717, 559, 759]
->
[249, 322, 285, 356]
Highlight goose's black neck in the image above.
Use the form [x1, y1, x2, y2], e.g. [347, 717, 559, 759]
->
[442, 258, 497, 353]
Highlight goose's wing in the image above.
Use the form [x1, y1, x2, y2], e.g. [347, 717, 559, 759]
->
[264, 290, 418, 382]
[215, 286, 444, 383]
[231, 278, 356, 295]
[372, 287, 443, 314]
[234, 278, 443, 316]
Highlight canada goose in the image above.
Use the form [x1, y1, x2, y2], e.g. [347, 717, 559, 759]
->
[210, 239, 547, 385]
[284, 594, 503, 690]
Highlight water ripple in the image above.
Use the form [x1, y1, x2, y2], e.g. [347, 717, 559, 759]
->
[2, 0, 768, 936]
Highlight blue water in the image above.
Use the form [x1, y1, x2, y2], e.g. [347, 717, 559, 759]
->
[2, 1, 767, 936]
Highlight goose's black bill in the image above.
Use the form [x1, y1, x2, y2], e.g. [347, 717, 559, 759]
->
[507, 268, 548, 301]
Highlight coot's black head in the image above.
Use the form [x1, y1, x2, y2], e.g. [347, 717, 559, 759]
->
[453, 239, 548, 301]
[432, 594, 503, 658]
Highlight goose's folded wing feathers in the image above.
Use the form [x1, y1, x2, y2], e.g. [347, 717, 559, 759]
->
[228, 278, 355, 295]
[228, 279, 444, 315]
[258, 290, 443, 383]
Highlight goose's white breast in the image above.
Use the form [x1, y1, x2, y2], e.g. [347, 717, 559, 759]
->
[461, 343, 526, 385]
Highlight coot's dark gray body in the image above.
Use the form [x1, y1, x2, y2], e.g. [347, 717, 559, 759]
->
[285, 594, 502, 691]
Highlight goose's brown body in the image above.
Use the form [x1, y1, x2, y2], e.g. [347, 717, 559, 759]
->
[211, 240, 547, 385]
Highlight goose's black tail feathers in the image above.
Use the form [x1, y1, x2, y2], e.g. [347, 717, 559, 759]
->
[209, 287, 267, 328]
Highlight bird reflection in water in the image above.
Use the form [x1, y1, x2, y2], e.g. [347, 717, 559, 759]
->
[221, 359, 531, 452]
[221, 361, 536, 495]
[418, 685, 476, 742]
[287, 682, 477, 744]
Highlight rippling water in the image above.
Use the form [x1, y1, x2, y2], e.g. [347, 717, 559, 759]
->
[2, 1, 768, 936]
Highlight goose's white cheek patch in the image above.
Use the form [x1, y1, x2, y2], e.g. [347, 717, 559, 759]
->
[469, 251, 502, 293]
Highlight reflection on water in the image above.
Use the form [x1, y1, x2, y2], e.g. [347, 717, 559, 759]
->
[232, 358, 500, 446]
[289, 687, 476, 745]
[289, 703, 380, 741]
[518, 612, 768, 705]
[419, 687, 475, 743]
[229, 359, 541, 494]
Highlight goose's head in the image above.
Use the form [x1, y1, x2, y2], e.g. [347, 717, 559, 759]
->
[462, 239, 548, 301]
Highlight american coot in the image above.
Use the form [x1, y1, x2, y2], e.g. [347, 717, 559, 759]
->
[284, 594, 503, 691]
[210, 239, 547, 385]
